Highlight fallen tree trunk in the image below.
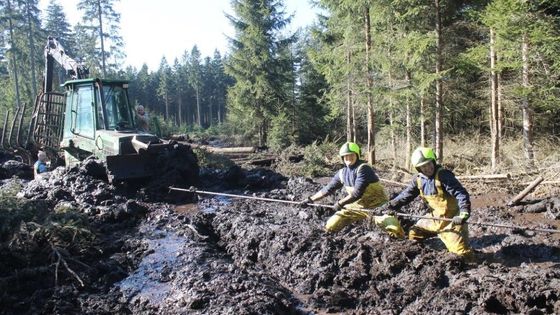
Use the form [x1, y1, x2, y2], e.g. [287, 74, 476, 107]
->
[508, 176, 544, 206]
[457, 173, 511, 180]
[379, 178, 408, 188]
[521, 180, 560, 185]
[189, 143, 257, 154]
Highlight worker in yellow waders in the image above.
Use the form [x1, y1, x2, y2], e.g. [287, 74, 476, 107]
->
[300, 142, 404, 238]
[382, 147, 474, 259]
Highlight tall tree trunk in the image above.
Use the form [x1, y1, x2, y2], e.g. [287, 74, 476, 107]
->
[365, 7, 375, 163]
[389, 68, 396, 170]
[405, 72, 412, 170]
[521, 34, 534, 165]
[420, 95, 426, 147]
[389, 103, 397, 170]
[497, 55, 503, 140]
[258, 117, 267, 147]
[96, 0, 106, 77]
[490, 28, 499, 170]
[6, 0, 21, 110]
[434, 0, 443, 161]
[177, 94, 183, 125]
[209, 100, 214, 127]
[196, 87, 201, 126]
[346, 50, 354, 142]
[351, 98, 356, 143]
[165, 92, 169, 120]
[25, 0, 37, 97]
[217, 102, 222, 124]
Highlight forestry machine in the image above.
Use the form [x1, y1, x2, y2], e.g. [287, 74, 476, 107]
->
[1, 36, 198, 184]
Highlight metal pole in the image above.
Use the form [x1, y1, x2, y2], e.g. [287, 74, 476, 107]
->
[169, 187, 560, 234]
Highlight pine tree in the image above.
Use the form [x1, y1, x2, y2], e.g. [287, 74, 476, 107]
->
[76, 0, 124, 77]
[44, 0, 76, 55]
[480, 0, 560, 166]
[21, 0, 42, 97]
[2, 0, 21, 111]
[295, 32, 330, 145]
[187, 45, 202, 127]
[209, 50, 229, 125]
[225, 0, 294, 146]
[43, 0, 77, 89]
[157, 57, 171, 120]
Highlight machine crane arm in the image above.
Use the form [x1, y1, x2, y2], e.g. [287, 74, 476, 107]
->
[43, 36, 89, 92]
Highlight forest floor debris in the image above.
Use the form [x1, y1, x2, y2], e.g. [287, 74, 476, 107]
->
[0, 156, 559, 314]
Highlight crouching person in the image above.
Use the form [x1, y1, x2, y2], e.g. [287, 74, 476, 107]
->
[300, 142, 404, 238]
[34, 151, 49, 178]
[383, 147, 474, 259]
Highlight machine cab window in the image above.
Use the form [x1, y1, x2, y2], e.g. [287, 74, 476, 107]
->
[71, 84, 95, 138]
[103, 85, 133, 130]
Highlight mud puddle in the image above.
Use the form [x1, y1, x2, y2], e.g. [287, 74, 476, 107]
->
[117, 229, 184, 307]
[175, 195, 231, 215]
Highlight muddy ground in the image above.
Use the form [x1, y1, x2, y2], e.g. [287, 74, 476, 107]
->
[1, 155, 559, 314]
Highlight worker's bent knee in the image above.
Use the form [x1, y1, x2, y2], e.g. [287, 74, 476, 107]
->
[371, 215, 405, 239]
[451, 248, 474, 261]
[324, 222, 344, 233]
[446, 242, 473, 257]
[325, 216, 345, 233]
[408, 227, 431, 241]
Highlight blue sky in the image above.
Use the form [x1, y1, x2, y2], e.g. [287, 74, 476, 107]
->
[39, 0, 320, 71]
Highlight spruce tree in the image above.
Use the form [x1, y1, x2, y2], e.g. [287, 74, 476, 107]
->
[225, 0, 293, 146]
[76, 0, 124, 77]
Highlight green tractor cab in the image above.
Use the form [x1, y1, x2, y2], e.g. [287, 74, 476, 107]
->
[30, 77, 198, 183]
[3, 36, 198, 185]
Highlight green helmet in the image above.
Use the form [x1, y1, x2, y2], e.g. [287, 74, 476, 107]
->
[411, 147, 436, 168]
[339, 142, 360, 157]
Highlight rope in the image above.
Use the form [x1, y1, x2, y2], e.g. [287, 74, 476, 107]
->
[169, 187, 560, 234]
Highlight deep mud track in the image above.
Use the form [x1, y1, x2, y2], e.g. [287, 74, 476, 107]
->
[1, 162, 559, 314]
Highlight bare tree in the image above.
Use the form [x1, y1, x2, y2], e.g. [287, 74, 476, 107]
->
[5, 0, 22, 110]
[346, 50, 354, 142]
[365, 7, 375, 163]
[490, 28, 500, 170]
[521, 33, 534, 165]
[434, 0, 443, 161]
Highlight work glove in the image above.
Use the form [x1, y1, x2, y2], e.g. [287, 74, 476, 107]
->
[333, 202, 343, 212]
[299, 197, 313, 208]
[379, 203, 396, 216]
[452, 212, 470, 226]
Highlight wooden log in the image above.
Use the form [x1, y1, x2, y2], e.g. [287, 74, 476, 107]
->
[507, 176, 544, 206]
[457, 173, 511, 180]
[189, 143, 257, 154]
[521, 180, 560, 185]
[379, 178, 408, 188]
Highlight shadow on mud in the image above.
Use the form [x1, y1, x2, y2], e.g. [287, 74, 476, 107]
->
[496, 243, 560, 265]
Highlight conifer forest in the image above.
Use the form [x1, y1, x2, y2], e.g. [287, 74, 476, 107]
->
[1, 1, 560, 314]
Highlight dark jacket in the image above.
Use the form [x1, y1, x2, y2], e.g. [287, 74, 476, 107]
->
[389, 165, 471, 213]
[320, 160, 380, 204]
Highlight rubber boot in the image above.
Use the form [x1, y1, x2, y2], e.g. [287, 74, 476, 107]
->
[373, 215, 405, 239]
